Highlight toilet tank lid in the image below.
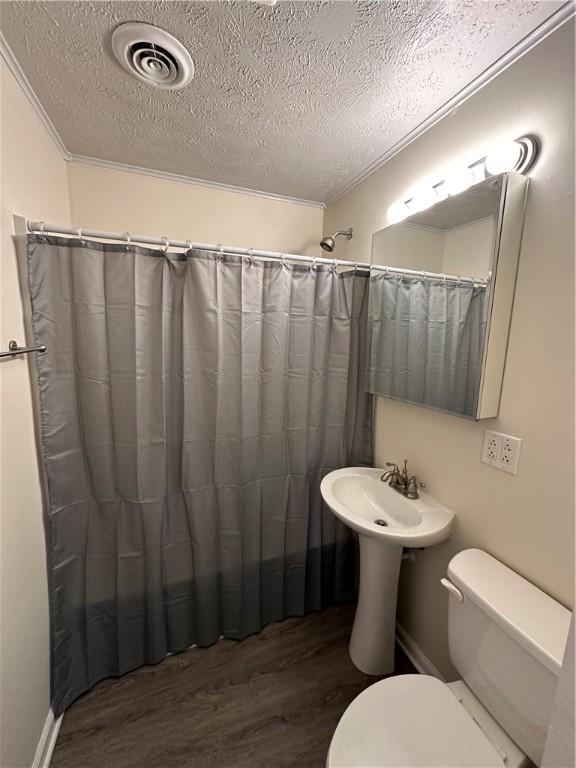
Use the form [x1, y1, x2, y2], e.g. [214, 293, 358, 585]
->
[448, 549, 571, 675]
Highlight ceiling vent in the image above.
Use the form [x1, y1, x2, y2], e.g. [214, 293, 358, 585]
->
[111, 22, 194, 90]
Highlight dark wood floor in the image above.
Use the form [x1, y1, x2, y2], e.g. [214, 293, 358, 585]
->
[52, 605, 415, 768]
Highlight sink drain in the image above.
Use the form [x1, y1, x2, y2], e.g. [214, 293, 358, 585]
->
[374, 519, 388, 527]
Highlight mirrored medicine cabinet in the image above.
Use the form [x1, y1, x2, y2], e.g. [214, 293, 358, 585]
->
[367, 172, 529, 419]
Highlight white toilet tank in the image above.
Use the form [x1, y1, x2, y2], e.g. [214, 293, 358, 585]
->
[446, 549, 571, 767]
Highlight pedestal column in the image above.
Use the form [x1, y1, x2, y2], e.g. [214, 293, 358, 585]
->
[349, 537, 403, 675]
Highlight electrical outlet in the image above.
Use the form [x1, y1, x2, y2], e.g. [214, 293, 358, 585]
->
[498, 434, 522, 475]
[482, 431, 501, 467]
[481, 430, 522, 475]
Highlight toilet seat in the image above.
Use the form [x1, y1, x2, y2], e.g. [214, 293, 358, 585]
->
[327, 675, 505, 768]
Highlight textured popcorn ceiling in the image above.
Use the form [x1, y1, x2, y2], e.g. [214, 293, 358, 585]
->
[0, 1, 565, 202]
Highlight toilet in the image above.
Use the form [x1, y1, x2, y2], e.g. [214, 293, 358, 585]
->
[328, 548, 571, 768]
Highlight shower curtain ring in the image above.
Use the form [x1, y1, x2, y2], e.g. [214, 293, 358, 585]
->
[280, 252, 286, 268]
[333, 258, 338, 272]
[123, 231, 131, 244]
[161, 237, 170, 253]
[311, 256, 317, 270]
[75, 227, 83, 240]
[248, 246, 254, 265]
[38, 221, 46, 233]
[186, 240, 192, 251]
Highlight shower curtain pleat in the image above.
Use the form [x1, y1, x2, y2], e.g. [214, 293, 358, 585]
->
[368, 272, 486, 417]
[25, 235, 372, 715]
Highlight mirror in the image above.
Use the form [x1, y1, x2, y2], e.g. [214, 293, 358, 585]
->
[368, 172, 528, 419]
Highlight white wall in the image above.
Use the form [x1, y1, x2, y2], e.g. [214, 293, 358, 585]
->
[0, 61, 71, 768]
[372, 223, 445, 272]
[66, 162, 324, 257]
[325, 21, 574, 676]
[372, 216, 494, 280]
[442, 216, 495, 279]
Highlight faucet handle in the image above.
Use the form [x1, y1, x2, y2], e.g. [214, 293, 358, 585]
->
[406, 474, 425, 499]
[385, 461, 400, 472]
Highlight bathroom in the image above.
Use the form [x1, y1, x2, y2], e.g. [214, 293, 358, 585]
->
[0, 1, 574, 767]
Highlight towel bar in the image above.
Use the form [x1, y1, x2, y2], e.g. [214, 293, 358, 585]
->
[0, 340, 47, 359]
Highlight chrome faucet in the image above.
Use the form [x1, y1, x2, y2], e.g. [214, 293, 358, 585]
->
[381, 460, 426, 500]
[380, 461, 406, 493]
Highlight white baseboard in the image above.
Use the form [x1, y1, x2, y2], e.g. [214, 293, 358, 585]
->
[396, 623, 445, 681]
[31, 709, 63, 768]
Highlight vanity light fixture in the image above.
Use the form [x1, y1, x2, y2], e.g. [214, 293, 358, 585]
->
[387, 201, 409, 224]
[406, 187, 438, 214]
[387, 135, 538, 224]
[444, 166, 475, 196]
[485, 136, 537, 175]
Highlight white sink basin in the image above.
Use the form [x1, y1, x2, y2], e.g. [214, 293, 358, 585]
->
[321, 466, 454, 676]
[321, 467, 454, 548]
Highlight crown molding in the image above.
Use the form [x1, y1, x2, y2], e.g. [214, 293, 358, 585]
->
[1, 30, 324, 209]
[324, 2, 576, 206]
[0, 30, 70, 159]
[3, 2, 573, 211]
[67, 154, 325, 209]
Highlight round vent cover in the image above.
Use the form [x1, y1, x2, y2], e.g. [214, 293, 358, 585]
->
[111, 22, 194, 90]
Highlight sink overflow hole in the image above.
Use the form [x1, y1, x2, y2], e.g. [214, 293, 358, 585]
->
[375, 519, 389, 527]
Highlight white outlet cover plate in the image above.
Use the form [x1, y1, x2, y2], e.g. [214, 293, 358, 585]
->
[482, 430, 522, 475]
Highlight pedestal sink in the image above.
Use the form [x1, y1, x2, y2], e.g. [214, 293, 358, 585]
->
[320, 467, 454, 676]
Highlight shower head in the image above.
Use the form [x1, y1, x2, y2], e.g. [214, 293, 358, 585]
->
[320, 228, 353, 252]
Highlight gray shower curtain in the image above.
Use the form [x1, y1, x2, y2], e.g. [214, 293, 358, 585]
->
[25, 235, 372, 715]
[367, 272, 486, 416]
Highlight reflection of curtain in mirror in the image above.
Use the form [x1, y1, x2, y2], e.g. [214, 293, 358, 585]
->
[368, 273, 486, 417]
[26, 236, 373, 715]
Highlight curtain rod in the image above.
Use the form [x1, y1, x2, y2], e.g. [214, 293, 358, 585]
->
[25, 220, 486, 286]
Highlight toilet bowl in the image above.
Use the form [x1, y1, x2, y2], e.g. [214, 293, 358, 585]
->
[327, 549, 571, 768]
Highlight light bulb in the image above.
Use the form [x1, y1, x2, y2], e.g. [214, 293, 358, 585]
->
[407, 187, 438, 214]
[485, 140, 522, 175]
[387, 201, 409, 224]
[445, 166, 474, 196]
[434, 182, 449, 202]
[470, 162, 486, 184]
